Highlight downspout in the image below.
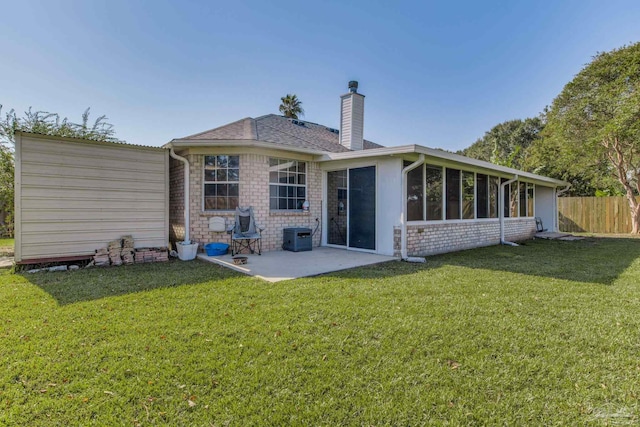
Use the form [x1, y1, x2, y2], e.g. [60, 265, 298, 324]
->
[554, 184, 571, 232]
[500, 175, 519, 246]
[401, 154, 425, 260]
[169, 147, 191, 244]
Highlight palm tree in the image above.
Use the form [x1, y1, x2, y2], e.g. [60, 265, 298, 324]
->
[279, 94, 304, 119]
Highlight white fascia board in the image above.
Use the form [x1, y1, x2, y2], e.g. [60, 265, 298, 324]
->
[164, 139, 326, 156]
[316, 144, 419, 161]
[318, 144, 569, 187]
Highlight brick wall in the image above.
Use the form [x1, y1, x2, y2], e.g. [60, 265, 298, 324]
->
[169, 157, 185, 242]
[169, 153, 321, 252]
[503, 218, 538, 242]
[405, 218, 536, 256]
[169, 153, 540, 257]
[393, 227, 401, 257]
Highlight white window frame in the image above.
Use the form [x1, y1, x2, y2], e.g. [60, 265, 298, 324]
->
[203, 155, 240, 212]
[269, 158, 308, 211]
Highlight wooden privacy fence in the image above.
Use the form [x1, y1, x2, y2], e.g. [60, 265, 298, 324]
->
[558, 196, 638, 234]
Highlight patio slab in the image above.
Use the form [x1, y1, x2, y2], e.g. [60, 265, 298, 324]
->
[534, 231, 584, 240]
[197, 247, 398, 282]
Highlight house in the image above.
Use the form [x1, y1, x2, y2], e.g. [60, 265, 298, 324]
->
[165, 81, 569, 259]
[12, 82, 567, 265]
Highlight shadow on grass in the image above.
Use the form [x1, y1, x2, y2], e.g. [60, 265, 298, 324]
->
[23, 259, 244, 305]
[22, 237, 640, 304]
[327, 237, 640, 285]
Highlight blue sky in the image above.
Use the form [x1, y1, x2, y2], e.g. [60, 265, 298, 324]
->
[1, 1, 639, 151]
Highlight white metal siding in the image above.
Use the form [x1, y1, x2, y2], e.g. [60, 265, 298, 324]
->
[340, 96, 353, 147]
[15, 134, 169, 262]
[351, 95, 365, 150]
[534, 186, 556, 232]
[340, 93, 364, 151]
[376, 157, 402, 255]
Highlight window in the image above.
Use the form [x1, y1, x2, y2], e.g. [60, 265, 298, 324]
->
[489, 177, 499, 218]
[269, 158, 307, 210]
[204, 155, 239, 210]
[502, 178, 510, 218]
[403, 164, 511, 222]
[405, 161, 424, 221]
[426, 165, 443, 220]
[527, 184, 535, 217]
[477, 174, 488, 218]
[446, 168, 461, 220]
[478, 174, 500, 219]
[519, 182, 527, 217]
[462, 171, 475, 219]
[510, 181, 519, 217]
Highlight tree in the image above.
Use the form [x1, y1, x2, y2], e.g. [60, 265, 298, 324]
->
[525, 117, 623, 197]
[279, 94, 304, 119]
[460, 117, 544, 170]
[0, 145, 13, 236]
[543, 42, 640, 233]
[0, 105, 120, 237]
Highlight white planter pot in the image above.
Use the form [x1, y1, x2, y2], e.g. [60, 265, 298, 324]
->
[176, 242, 199, 261]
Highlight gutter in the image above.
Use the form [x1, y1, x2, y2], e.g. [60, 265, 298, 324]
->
[554, 183, 572, 232]
[169, 148, 191, 244]
[165, 139, 325, 156]
[318, 144, 568, 187]
[500, 175, 519, 246]
[401, 154, 425, 260]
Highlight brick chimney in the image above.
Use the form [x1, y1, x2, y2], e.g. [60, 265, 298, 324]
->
[340, 81, 365, 151]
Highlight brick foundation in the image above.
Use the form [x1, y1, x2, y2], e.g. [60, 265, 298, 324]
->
[404, 218, 536, 256]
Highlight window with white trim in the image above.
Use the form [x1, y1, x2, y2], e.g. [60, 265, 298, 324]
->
[446, 168, 461, 220]
[519, 182, 527, 217]
[269, 158, 307, 210]
[425, 165, 443, 220]
[204, 155, 239, 211]
[404, 161, 424, 221]
[510, 181, 519, 217]
[527, 183, 535, 217]
[462, 171, 475, 219]
[477, 174, 500, 219]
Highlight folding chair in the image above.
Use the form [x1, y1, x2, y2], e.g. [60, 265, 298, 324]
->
[535, 217, 548, 232]
[229, 206, 264, 255]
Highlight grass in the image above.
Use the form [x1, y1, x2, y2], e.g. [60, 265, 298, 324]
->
[2, 237, 640, 425]
[0, 238, 13, 256]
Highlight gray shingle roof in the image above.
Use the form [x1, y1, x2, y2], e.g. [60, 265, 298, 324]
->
[175, 114, 383, 153]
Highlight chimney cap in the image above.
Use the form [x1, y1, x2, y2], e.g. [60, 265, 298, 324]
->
[348, 81, 358, 93]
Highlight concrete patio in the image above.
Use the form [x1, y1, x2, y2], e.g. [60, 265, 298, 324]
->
[197, 247, 398, 282]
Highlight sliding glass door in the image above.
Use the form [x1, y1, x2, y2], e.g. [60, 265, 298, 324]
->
[326, 166, 376, 251]
[327, 170, 347, 246]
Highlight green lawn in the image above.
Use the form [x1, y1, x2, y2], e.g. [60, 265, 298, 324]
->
[2, 238, 640, 425]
